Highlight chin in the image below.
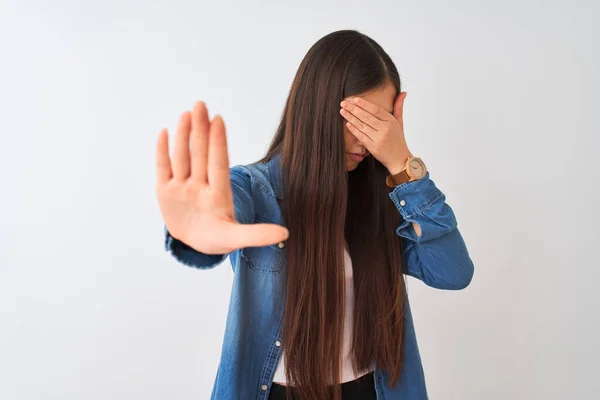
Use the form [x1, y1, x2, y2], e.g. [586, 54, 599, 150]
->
[345, 162, 359, 172]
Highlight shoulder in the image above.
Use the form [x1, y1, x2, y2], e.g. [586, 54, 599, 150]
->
[230, 161, 277, 200]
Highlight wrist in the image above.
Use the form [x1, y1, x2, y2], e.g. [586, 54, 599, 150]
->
[387, 165, 405, 175]
[386, 152, 413, 175]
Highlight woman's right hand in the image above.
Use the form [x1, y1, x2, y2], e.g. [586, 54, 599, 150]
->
[155, 101, 289, 255]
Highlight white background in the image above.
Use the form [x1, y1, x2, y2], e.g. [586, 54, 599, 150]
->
[1, 0, 598, 399]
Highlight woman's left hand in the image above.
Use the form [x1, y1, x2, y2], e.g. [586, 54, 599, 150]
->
[340, 91, 413, 174]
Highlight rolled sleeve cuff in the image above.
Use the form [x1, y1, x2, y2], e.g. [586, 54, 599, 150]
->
[388, 171, 444, 219]
[164, 225, 227, 269]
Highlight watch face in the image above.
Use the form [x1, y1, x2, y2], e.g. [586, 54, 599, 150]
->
[408, 158, 427, 179]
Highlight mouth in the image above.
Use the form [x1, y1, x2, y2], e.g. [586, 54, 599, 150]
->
[347, 152, 367, 162]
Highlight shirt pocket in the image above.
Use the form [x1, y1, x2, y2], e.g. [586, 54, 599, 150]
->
[240, 210, 286, 273]
[240, 243, 285, 273]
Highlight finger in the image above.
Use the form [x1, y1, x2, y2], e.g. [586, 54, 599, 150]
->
[172, 111, 192, 180]
[340, 108, 378, 137]
[349, 97, 391, 121]
[207, 115, 230, 192]
[230, 222, 290, 248]
[341, 100, 385, 129]
[393, 92, 407, 121]
[345, 121, 374, 146]
[155, 128, 173, 184]
[190, 101, 210, 183]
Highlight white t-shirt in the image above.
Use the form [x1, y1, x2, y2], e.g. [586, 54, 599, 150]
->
[272, 245, 376, 384]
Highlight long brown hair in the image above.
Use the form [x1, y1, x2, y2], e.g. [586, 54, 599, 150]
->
[255, 30, 407, 400]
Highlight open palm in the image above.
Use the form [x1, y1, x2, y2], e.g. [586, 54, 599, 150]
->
[155, 101, 289, 255]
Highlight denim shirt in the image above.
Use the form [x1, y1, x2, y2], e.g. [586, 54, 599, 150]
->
[164, 152, 474, 400]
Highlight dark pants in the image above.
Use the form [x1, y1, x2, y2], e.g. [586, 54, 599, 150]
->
[267, 371, 377, 400]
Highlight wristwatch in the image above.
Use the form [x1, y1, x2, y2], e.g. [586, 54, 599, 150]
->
[385, 156, 428, 188]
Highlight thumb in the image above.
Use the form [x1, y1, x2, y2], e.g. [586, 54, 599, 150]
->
[393, 92, 407, 120]
[230, 222, 290, 248]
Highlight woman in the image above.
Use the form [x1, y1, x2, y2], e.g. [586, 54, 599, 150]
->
[156, 30, 474, 400]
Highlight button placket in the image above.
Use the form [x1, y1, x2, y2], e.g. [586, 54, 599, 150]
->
[260, 339, 282, 394]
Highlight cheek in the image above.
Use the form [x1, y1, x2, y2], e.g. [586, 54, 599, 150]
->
[343, 126, 354, 147]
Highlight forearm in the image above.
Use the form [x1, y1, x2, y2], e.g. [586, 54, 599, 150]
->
[412, 222, 421, 237]
[388, 171, 474, 289]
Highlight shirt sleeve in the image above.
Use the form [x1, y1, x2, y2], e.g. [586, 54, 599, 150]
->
[388, 171, 475, 290]
[163, 165, 254, 270]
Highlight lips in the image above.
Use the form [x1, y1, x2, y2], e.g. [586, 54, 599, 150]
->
[348, 152, 366, 162]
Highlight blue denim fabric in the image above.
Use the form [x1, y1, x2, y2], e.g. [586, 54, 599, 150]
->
[164, 152, 474, 400]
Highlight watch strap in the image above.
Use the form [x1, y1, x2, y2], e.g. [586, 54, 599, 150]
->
[386, 169, 411, 188]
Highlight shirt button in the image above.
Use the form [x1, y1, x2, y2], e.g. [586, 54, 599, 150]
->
[278, 242, 285, 248]
[275, 340, 281, 347]
[261, 384, 268, 391]
[377, 377, 381, 383]
[399, 200, 406, 206]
